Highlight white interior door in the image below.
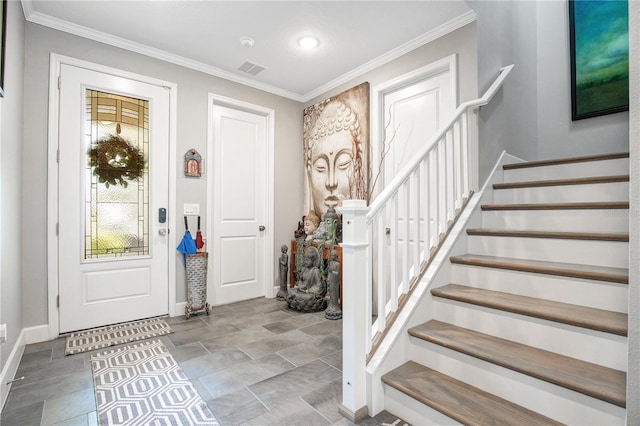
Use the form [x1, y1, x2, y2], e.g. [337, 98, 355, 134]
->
[372, 59, 456, 299]
[211, 104, 267, 305]
[58, 64, 170, 333]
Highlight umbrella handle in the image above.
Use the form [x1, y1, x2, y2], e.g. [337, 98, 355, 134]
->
[184, 216, 189, 231]
[197, 216, 201, 231]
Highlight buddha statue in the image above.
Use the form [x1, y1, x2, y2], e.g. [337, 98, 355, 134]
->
[287, 246, 327, 312]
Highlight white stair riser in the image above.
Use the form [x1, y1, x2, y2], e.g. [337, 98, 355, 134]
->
[384, 386, 462, 426]
[503, 158, 629, 182]
[450, 264, 628, 313]
[466, 235, 628, 268]
[409, 341, 626, 425]
[493, 182, 628, 204]
[432, 300, 626, 370]
[482, 209, 629, 233]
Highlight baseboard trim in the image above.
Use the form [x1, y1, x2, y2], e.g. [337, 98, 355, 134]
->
[0, 328, 26, 411]
[174, 302, 187, 317]
[24, 324, 51, 345]
[338, 403, 368, 423]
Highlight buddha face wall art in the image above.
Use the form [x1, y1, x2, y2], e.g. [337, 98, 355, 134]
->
[303, 82, 370, 219]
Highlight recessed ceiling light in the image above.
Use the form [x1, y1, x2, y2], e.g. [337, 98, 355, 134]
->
[239, 36, 255, 48]
[297, 36, 320, 49]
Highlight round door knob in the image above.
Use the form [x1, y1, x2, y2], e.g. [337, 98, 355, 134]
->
[259, 225, 266, 231]
[158, 229, 168, 236]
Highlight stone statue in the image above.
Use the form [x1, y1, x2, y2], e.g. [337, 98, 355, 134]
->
[325, 250, 342, 320]
[287, 246, 327, 312]
[324, 206, 339, 244]
[276, 244, 289, 301]
[294, 216, 306, 239]
[304, 210, 321, 241]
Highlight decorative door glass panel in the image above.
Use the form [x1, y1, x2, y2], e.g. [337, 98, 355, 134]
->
[84, 89, 149, 259]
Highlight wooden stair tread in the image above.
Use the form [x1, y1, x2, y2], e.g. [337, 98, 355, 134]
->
[449, 254, 628, 284]
[466, 228, 629, 242]
[493, 175, 629, 190]
[503, 152, 629, 170]
[408, 320, 627, 407]
[382, 361, 564, 426]
[432, 284, 628, 336]
[481, 201, 629, 211]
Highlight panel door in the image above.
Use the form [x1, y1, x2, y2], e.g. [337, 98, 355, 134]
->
[212, 104, 267, 304]
[58, 64, 170, 333]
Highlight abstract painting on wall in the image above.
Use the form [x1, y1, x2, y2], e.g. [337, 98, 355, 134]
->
[569, 0, 629, 120]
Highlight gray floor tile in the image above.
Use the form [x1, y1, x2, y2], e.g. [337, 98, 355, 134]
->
[199, 353, 294, 399]
[262, 313, 326, 334]
[168, 322, 241, 347]
[277, 334, 342, 367]
[320, 351, 342, 372]
[0, 401, 44, 426]
[239, 329, 314, 359]
[40, 387, 95, 425]
[200, 326, 276, 352]
[1, 297, 412, 426]
[240, 398, 330, 426]
[170, 341, 210, 363]
[179, 348, 252, 379]
[4, 370, 93, 412]
[15, 356, 87, 389]
[301, 378, 343, 423]
[300, 319, 343, 337]
[207, 388, 269, 426]
[248, 359, 342, 409]
[165, 317, 209, 333]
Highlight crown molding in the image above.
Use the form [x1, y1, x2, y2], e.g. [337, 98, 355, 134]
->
[21, 1, 475, 103]
[301, 9, 477, 102]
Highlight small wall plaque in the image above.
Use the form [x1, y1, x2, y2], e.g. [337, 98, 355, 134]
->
[185, 149, 202, 177]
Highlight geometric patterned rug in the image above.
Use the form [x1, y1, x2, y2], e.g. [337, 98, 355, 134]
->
[65, 317, 173, 356]
[91, 339, 218, 425]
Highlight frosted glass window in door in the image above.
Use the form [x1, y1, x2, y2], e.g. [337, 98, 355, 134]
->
[84, 90, 149, 259]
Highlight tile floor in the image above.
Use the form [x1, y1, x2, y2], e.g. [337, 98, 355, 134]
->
[1, 297, 408, 426]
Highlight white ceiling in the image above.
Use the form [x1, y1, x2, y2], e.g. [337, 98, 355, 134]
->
[22, 1, 474, 102]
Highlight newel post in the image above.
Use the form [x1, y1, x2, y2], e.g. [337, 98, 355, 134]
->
[338, 199, 370, 422]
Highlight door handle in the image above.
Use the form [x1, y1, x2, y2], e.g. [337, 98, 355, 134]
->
[159, 229, 168, 236]
[259, 225, 266, 231]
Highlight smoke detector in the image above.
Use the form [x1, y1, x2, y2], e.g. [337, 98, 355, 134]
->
[239, 36, 255, 48]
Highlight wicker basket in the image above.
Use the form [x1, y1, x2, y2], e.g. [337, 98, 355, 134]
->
[185, 252, 210, 318]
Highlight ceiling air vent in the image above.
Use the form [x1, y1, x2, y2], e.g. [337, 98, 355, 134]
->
[238, 61, 266, 76]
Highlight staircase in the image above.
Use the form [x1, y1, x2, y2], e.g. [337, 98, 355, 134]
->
[381, 153, 629, 425]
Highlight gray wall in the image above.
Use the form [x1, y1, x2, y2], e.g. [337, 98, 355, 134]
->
[536, 0, 628, 159]
[1, 1, 25, 367]
[23, 23, 303, 326]
[305, 23, 477, 112]
[471, 0, 629, 183]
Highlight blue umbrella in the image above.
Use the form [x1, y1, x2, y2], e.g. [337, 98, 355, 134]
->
[177, 216, 196, 266]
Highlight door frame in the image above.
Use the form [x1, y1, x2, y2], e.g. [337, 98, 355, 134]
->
[370, 54, 458, 197]
[207, 94, 275, 300]
[47, 54, 178, 339]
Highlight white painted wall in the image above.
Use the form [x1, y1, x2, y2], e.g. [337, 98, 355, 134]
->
[304, 24, 477, 109]
[22, 23, 303, 326]
[1, 1, 25, 368]
[627, 0, 639, 422]
[536, 0, 629, 160]
[470, 0, 629, 181]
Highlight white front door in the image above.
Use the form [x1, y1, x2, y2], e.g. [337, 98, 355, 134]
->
[57, 64, 170, 333]
[211, 103, 267, 305]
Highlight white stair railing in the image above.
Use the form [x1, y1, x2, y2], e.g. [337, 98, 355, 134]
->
[338, 64, 514, 421]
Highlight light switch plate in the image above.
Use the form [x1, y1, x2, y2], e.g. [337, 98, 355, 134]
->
[184, 203, 200, 215]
